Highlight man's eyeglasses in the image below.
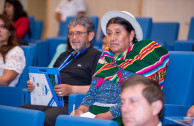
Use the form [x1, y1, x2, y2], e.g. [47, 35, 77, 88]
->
[68, 31, 87, 38]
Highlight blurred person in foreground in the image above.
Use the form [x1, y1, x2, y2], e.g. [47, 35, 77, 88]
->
[71, 11, 169, 125]
[121, 75, 164, 126]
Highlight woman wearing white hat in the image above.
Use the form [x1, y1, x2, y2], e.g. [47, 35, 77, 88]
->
[71, 11, 169, 125]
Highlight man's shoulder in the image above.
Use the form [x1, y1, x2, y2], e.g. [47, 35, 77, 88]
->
[87, 46, 102, 56]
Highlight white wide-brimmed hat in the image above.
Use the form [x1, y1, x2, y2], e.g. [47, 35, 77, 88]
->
[101, 11, 143, 41]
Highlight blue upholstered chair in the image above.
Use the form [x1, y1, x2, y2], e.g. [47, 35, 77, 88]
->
[136, 17, 152, 40]
[16, 45, 36, 88]
[32, 20, 43, 41]
[162, 104, 191, 125]
[173, 17, 194, 51]
[35, 40, 50, 67]
[68, 94, 86, 115]
[46, 37, 67, 63]
[55, 115, 118, 126]
[0, 87, 26, 107]
[58, 21, 66, 37]
[174, 40, 194, 51]
[163, 51, 194, 106]
[24, 16, 44, 43]
[23, 16, 35, 43]
[0, 105, 45, 126]
[188, 17, 194, 40]
[150, 22, 179, 50]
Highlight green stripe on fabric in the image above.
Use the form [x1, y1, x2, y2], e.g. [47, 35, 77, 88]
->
[89, 105, 123, 126]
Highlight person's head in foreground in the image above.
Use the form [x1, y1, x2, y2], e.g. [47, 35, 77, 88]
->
[121, 75, 164, 126]
[101, 11, 143, 58]
[68, 15, 95, 52]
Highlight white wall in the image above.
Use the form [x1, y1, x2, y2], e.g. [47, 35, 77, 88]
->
[0, 0, 5, 13]
[46, 0, 194, 40]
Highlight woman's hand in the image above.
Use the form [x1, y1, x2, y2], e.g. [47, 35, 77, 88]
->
[70, 105, 89, 116]
[187, 105, 194, 117]
[54, 84, 72, 96]
[27, 80, 35, 92]
[95, 111, 114, 120]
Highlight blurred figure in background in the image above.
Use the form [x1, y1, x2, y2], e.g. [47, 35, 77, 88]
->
[3, 0, 29, 45]
[55, 0, 86, 22]
[102, 34, 108, 50]
[0, 14, 25, 87]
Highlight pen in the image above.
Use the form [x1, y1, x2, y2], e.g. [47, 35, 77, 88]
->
[73, 104, 75, 116]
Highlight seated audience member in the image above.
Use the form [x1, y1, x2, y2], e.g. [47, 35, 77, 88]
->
[21, 15, 101, 126]
[55, 0, 86, 22]
[0, 14, 26, 87]
[187, 105, 194, 117]
[121, 75, 164, 126]
[102, 34, 108, 50]
[71, 11, 169, 126]
[3, 0, 29, 45]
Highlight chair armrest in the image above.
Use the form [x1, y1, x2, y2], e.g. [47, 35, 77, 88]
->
[22, 88, 31, 104]
[68, 94, 86, 115]
[162, 104, 191, 125]
[0, 105, 45, 126]
[56, 115, 118, 126]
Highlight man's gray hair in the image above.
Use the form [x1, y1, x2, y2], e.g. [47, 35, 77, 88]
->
[68, 15, 94, 33]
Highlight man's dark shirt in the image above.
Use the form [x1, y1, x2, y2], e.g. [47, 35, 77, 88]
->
[53, 44, 101, 103]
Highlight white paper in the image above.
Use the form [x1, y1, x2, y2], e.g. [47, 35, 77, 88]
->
[29, 73, 57, 106]
[80, 112, 96, 118]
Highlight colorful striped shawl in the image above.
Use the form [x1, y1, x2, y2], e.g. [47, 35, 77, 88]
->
[93, 39, 169, 88]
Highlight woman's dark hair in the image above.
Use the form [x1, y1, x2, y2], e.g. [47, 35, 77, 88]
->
[106, 17, 138, 43]
[66, 38, 72, 51]
[4, 0, 28, 21]
[0, 14, 18, 62]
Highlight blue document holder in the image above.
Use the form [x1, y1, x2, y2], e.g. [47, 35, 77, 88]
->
[29, 67, 63, 107]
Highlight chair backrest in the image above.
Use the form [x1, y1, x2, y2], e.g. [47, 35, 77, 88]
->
[23, 16, 43, 42]
[173, 40, 194, 51]
[23, 16, 35, 43]
[150, 22, 179, 50]
[58, 21, 66, 37]
[32, 20, 43, 41]
[188, 17, 194, 40]
[163, 51, 194, 106]
[0, 105, 45, 126]
[17, 45, 36, 88]
[55, 115, 118, 126]
[46, 37, 67, 62]
[136, 17, 152, 40]
[58, 16, 99, 41]
[35, 40, 50, 67]
[0, 87, 24, 107]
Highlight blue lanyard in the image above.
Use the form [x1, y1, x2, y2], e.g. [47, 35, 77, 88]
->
[58, 48, 87, 71]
